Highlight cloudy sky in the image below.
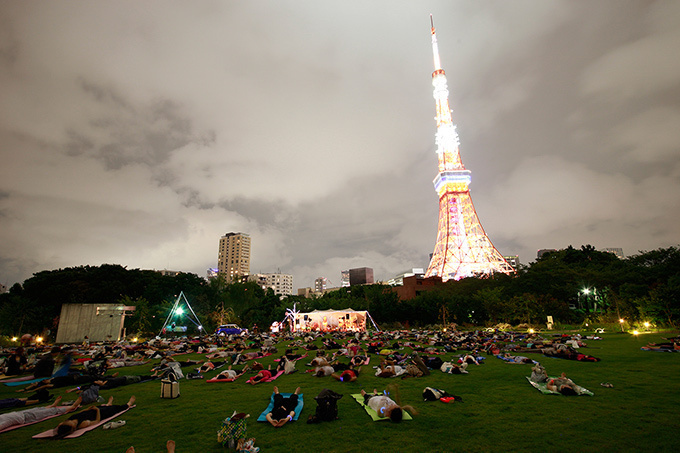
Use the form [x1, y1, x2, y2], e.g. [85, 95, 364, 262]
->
[1, 1, 679, 289]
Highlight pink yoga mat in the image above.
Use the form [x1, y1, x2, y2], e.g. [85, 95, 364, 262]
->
[32, 405, 135, 439]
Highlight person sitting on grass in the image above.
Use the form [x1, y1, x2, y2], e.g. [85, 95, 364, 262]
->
[52, 395, 136, 438]
[530, 364, 548, 383]
[265, 386, 301, 428]
[4, 347, 28, 376]
[360, 388, 417, 422]
[0, 396, 81, 431]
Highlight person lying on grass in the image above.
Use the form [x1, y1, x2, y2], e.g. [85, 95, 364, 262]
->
[314, 365, 335, 377]
[332, 366, 361, 382]
[348, 353, 367, 367]
[643, 340, 679, 351]
[196, 360, 227, 373]
[68, 374, 153, 391]
[0, 396, 81, 431]
[233, 351, 266, 365]
[376, 359, 404, 378]
[309, 352, 330, 368]
[0, 388, 53, 409]
[360, 388, 417, 422]
[214, 365, 249, 380]
[248, 368, 272, 384]
[546, 373, 579, 395]
[17, 372, 99, 393]
[52, 395, 135, 438]
[459, 354, 480, 365]
[265, 386, 301, 428]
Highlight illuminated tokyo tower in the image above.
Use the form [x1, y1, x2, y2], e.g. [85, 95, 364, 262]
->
[424, 15, 514, 281]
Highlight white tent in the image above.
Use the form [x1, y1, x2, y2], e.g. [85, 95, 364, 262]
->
[292, 308, 378, 332]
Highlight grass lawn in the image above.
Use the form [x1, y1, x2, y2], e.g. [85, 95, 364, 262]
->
[1, 331, 679, 452]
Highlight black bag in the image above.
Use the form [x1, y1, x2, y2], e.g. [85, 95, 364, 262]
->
[307, 389, 343, 423]
[425, 356, 444, 370]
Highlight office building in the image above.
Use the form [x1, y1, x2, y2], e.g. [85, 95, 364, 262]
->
[217, 232, 251, 283]
[349, 267, 374, 286]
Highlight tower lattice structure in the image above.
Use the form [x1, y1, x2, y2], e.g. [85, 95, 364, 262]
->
[424, 16, 514, 281]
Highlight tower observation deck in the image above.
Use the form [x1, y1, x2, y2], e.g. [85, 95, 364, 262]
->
[424, 15, 515, 281]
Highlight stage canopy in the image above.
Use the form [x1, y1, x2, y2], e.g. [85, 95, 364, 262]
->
[292, 308, 377, 332]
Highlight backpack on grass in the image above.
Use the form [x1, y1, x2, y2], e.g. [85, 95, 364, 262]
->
[307, 388, 343, 423]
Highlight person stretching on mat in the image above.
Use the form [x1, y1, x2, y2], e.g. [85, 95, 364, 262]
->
[52, 395, 135, 438]
[360, 389, 417, 422]
[265, 386, 301, 428]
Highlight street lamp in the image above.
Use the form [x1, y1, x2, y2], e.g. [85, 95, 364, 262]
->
[580, 288, 591, 312]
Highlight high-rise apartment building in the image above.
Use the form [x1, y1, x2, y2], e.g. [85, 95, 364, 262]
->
[217, 232, 251, 283]
[265, 272, 293, 296]
[249, 272, 293, 296]
[315, 277, 329, 292]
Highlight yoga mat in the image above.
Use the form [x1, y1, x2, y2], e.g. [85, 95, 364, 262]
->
[0, 405, 72, 434]
[32, 405, 135, 439]
[350, 393, 413, 421]
[257, 393, 304, 422]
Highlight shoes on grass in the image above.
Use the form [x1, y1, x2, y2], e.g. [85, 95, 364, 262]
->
[103, 420, 126, 430]
[600, 382, 614, 388]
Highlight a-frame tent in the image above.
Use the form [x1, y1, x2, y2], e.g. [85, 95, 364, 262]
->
[158, 291, 204, 337]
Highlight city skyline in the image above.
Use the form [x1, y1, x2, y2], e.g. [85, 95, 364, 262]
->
[1, 2, 679, 289]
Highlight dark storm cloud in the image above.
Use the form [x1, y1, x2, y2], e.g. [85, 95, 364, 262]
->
[0, 1, 678, 289]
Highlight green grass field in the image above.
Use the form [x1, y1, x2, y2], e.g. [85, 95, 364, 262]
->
[1, 331, 679, 453]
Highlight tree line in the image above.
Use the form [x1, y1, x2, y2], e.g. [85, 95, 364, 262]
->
[0, 245, 678, 339]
